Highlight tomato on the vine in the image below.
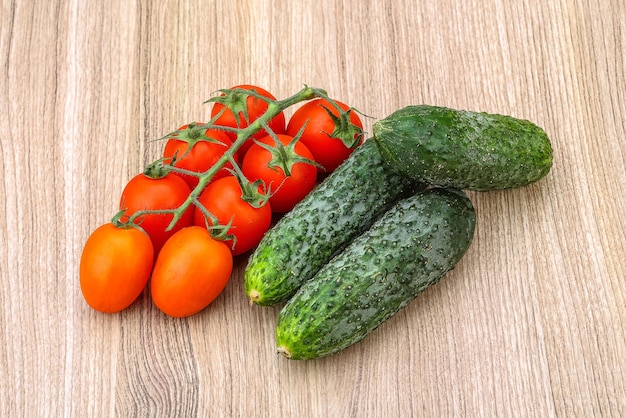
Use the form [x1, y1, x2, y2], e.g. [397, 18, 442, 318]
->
[286, 98, 364, 173]
[151, 226, 233, 318]
[193, 175, 272, 256]
[80, 223, 154, 313]
[163, 123, 239, 189]
[210, 84, 286, 159]
[241, 133, 317, 213]
[120, 171, 194, 255]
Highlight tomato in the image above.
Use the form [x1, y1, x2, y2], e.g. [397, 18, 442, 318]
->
[210, 84, 286, 159]
[193, 175, 272, 256]
[150, 226, 233, 318]
[120, 172, 194, 255]
[80, 223, 154, 313]
[241, 134, 317, 213]
[163, 123, 239, 189]
[286, 98, 364, 173]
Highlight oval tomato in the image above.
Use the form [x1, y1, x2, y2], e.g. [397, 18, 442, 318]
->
[120, 172, 193, 255]
[80, 223, 154, 313]
[163, 124, 238, 189]
[193, 175, 272, 256]
[150, 226, 233, 318]
[241, 134, 317, 213]
[210, 84, 286, 159]
[286, 98, 364, 173]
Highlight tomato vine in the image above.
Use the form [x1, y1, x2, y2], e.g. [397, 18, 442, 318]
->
[117, 85, 364, 237]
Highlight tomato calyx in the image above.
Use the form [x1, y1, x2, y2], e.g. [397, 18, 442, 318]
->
[195, 205, 237, 245]
[205, 88, 273, 128]
[159, 123, 231, 166]
[256, 131, 322, 177]
[210, 218, 237, 245]
[321, 104, 365, 149]
[174, 122, 228, 147]
[143, 158, 171, 179]
[236, 174, 271, 209]
[182, 122, 207, 141]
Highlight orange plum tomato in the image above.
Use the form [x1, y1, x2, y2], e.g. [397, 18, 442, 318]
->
[150, 226, 233, 318]
[286, 98, 364, 173]
[119, 172, 193, 255]
[241, 134, 317, 213]
[193, 175, 272, 256]
[210, 84, 286, 159]
[80, 223, 154, 313]
[163, 124, 239, 189]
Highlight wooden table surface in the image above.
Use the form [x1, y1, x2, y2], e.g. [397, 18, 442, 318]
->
[2, 0, 625, 416]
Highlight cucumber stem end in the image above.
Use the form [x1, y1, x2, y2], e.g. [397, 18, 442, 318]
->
[277, 346, 292, 359]
[248, 289, 261, 304]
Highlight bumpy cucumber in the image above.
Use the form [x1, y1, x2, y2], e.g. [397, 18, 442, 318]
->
[373, 105, 553, 191]
[276, 188, 475, 360]
[244, 140, 423, 306]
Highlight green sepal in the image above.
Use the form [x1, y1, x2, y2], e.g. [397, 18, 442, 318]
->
[193, 197, 238, 247]
[255, 129, 323, 177]
[176, 122, 227, 145]
[142, 158, 172, 179]
[231, 169, 271, 209]
[156, 122, 228, 147]
[204, 88, 254, 127]
[320, 104, 364, 149]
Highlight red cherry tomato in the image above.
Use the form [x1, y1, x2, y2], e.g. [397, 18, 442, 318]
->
[80, 223, 154, 313]
[163, 124, 238, 189]
[151, 226, 233, 318]
[120, 172, 194, 255]
[193, 176, 272, 256]
[241, 134, 317, 213]
[210, 84, 286, 159]
[286, 98, 364, 173]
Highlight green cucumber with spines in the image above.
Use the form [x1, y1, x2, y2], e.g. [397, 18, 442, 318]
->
[373, 105, 553, 191]
[244, 139, 424, 306]
[276, 187, 475, 360]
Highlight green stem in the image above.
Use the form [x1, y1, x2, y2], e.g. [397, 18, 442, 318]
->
[124, 208, 178, 225]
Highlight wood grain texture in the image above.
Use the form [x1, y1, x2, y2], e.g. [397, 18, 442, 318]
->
[1, 0, 625, 416]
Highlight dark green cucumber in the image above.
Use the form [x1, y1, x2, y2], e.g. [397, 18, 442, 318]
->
[244, 140, 423, 306]
[373, 105, 553, 191]
[276, 188, 475, 360]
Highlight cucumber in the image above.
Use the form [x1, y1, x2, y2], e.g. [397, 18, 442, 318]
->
[244, 140, 424, 306]
[275, 188, 475, 360]
[373, 105, 553, 191]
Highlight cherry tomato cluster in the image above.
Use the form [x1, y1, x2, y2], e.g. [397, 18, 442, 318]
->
[79, 85, 364, 318]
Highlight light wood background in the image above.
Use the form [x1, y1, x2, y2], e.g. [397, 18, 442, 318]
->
[1, 0, 625, 416]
